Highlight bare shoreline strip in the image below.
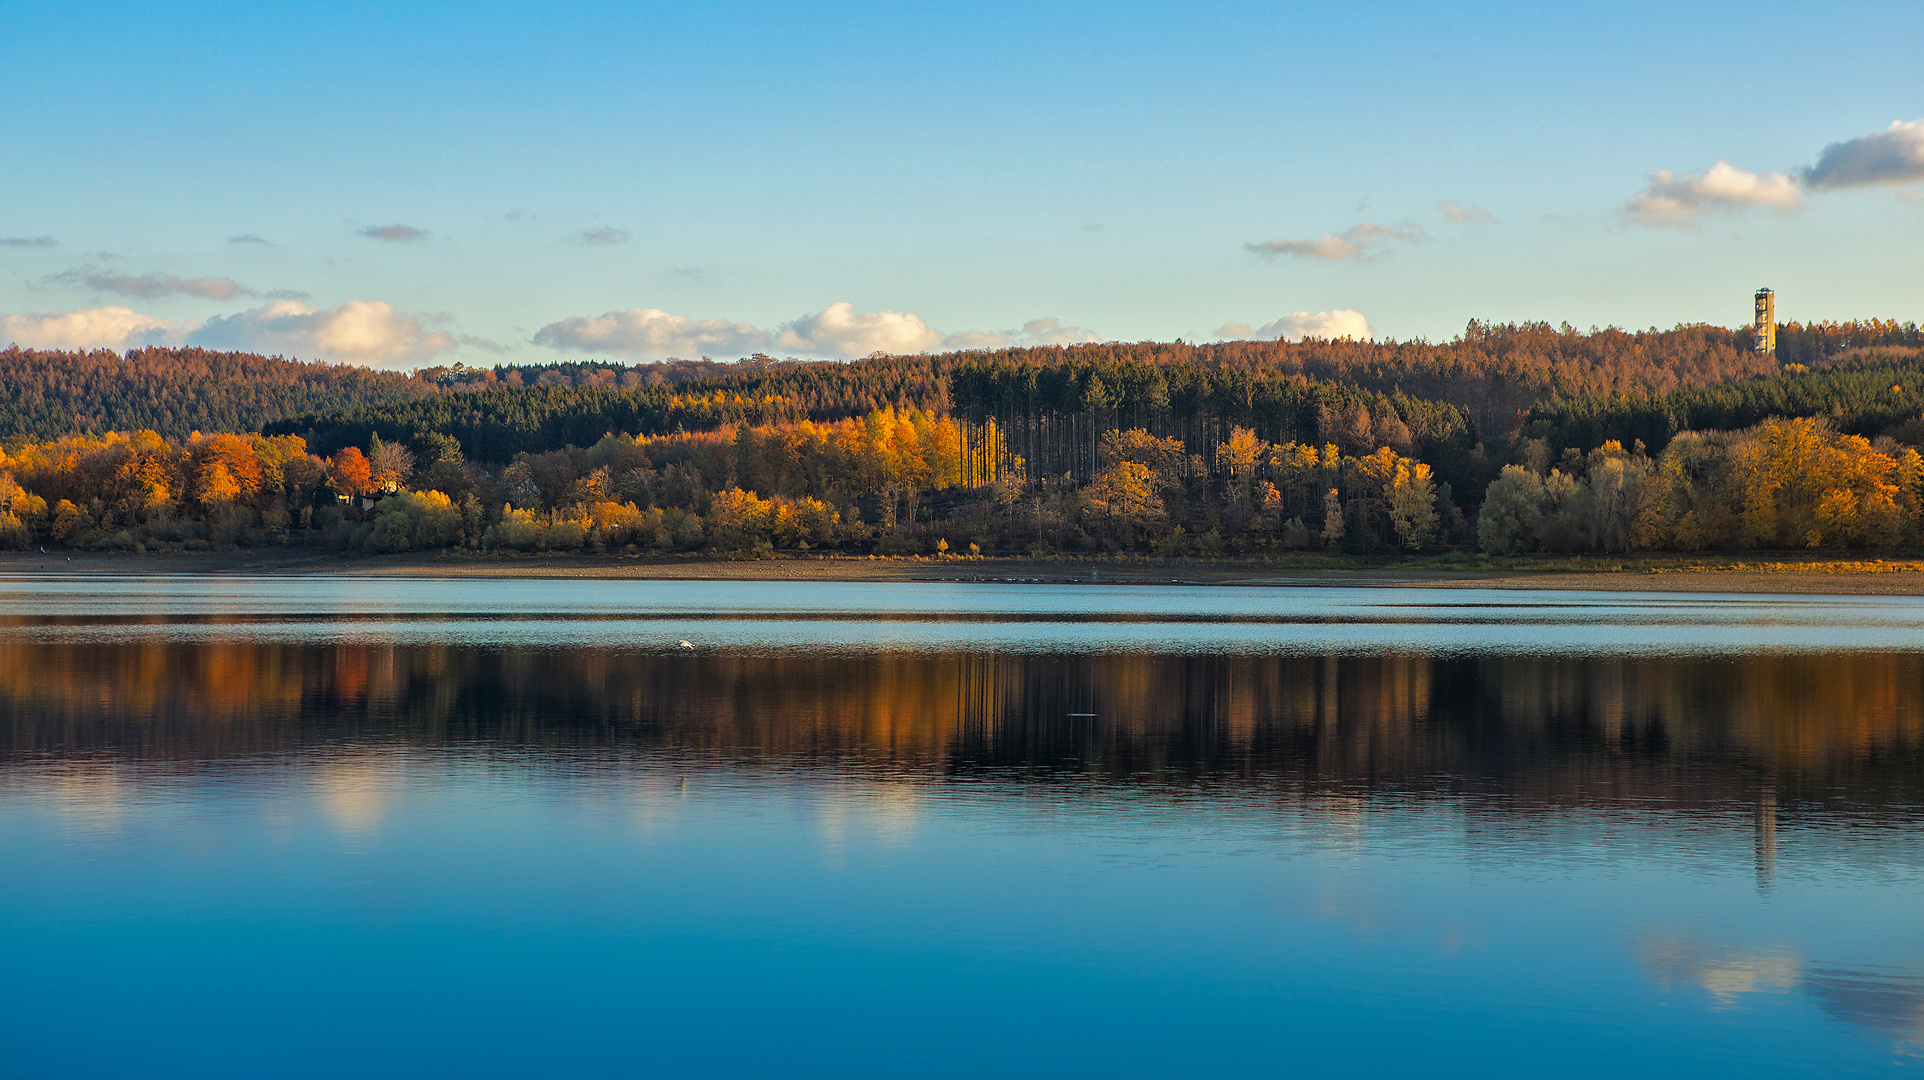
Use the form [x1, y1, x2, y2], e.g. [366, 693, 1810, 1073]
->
[4, 550, 1924, 596]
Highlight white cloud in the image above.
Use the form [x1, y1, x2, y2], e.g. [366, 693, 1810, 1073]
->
[2, 306, 176, 351]
[1803, 119, 1924, 190]
[1618, 121, 1924, 227]
[1218, 309, 1373, 342]
[1625, 161, 1800, 226]
[188, 299, 455, 366]
[1246, 220, 1427, 261]
[359, 223, 431, 243]
[1438, 200, 1495, 224]
[775, 302, 944, 357]
[532, 308, 771, 358]
[535, 304, 1099, 359]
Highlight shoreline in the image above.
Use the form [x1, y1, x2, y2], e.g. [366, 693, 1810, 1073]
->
[4, 549, 1924, 595]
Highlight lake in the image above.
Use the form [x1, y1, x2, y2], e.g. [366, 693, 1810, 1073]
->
[1, 576, 1919, 1077]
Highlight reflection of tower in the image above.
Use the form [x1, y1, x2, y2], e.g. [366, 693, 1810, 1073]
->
[1753, 288, 1776, 358]
[1754, 788, 1778, 894]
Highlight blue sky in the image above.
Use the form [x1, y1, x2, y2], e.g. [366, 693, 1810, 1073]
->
[3, 0, 1921, 366]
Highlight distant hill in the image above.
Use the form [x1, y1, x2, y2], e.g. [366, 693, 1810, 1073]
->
[0, 348, 829, 444]
[13, 319, 1921, 453]
[1524, 348, 1924, 453]
[268, 322, 1835, 464]
[0, 347, 436, 443]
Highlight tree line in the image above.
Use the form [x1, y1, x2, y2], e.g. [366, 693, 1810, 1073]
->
[0, 346, 437, 441]
[6, 407, 1924, 557]
[11, 318, 1916, 448]
[5, 318, 1924, 557]
[1481, 417, 1924, 552]
[1523, 355, 1924, 454]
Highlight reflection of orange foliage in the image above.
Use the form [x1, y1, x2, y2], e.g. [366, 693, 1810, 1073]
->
[0, 643, 1918, 811]
[327, 646, 369, 707]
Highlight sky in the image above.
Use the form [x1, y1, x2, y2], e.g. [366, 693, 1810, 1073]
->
[2, 0, 1921, 367]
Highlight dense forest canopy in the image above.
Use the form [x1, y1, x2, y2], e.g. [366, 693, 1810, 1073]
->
[9, 318, 1919, 448]
[5, 317, 1924, 557]
[0, 346, 436, 442]
[1526, 354, 1924, 454]
[0, 348, 841, 444]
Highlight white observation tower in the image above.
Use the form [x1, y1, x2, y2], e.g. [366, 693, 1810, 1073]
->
[1753, 287, 1776, 358]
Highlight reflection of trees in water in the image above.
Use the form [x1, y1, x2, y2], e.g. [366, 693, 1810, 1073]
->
[2, 641, 1921, 809]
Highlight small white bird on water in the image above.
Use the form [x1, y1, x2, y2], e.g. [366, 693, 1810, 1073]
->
[678, 640, 695, 649]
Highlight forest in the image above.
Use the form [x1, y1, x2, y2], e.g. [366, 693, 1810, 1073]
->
[1, 318, 1922, 557]
[13, 318, 1915, 446]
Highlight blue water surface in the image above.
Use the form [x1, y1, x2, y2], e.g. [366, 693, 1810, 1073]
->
[0, 577, 1918, 1077]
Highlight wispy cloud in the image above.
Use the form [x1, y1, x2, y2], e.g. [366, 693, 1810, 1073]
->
[2, 235, 58, 248]
[1246, 220, 1427, 262]
[358, 223, 432, 243]
[69, 272, 253, 302]
[456, 334, 511, 354]
[1438, 200, 1495, 224]
[1625, 161, 1800, 227]
[1803, 119, 1924, 191]
[1218, 309, 1372, 342]
[569, 226, 633, 245]
[46, 268, 307, 303]
[228, 233, 271, 245]
[939, 318, 1099, 351]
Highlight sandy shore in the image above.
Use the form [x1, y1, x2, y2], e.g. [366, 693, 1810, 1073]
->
[4, 548, 1924, 595]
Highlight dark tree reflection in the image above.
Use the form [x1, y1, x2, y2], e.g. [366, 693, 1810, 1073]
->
[3, 641, 1919, 815]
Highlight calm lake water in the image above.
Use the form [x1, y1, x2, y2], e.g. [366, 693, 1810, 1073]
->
[1, 576, 1920, 1077]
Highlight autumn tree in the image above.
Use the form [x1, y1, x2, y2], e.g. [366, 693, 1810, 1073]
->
[186, 433, 265, 508]
[328, 447, 373, 497]
[1081, 462, 1165, 542]
[1387, 459, 1439, 550]
[367, 435, 415, 493]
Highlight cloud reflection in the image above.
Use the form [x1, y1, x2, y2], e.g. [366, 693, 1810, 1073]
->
[1636, 931, 1924, 1047]
[1635, 934, 1799, 1007]
[33, 766, 129, 834]
[817, 782, 925, 858]
[312, 756, 395, 838]
[1805, 967, 1924, 1045]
